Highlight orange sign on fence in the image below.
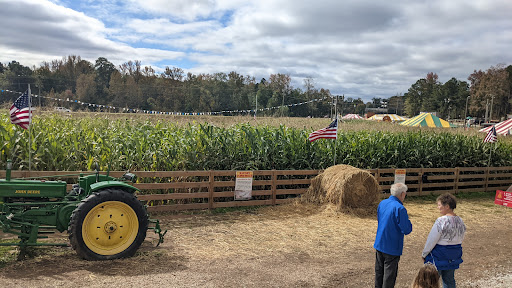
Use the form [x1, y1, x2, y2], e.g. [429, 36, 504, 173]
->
[235, 171, 253, 200]
[394, 169, 406, 184]
[495, 190, 512, 208]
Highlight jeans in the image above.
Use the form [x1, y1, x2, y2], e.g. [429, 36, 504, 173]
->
[375, 250, 401, 288]
[439, 269, 456, 288]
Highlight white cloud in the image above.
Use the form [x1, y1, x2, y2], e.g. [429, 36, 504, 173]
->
[0, 0, 183, 67]
[1, 0, 511, 101]
[127, 0, 225, 21]
[126, 18, 219, 36]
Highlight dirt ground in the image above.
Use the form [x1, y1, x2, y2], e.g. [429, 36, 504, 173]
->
[1, 195, 511, 288]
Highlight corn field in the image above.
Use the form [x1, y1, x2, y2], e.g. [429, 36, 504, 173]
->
[1, 113, 511, 171]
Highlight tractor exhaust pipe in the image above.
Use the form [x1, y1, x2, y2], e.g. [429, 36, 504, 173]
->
[6, 160, 12, 181]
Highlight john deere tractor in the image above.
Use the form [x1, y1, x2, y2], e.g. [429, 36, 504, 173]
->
[0, 160, 165, 260]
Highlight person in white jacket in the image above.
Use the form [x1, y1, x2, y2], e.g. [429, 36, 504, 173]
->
[422, 193, 466, 288]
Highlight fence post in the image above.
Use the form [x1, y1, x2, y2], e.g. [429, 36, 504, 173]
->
[208, 170, 214, 210]
[454, 167, 460, 194]
[419, 168, 423, 196]
[484, 167, 490, 192]
[271, 170, 277, 205]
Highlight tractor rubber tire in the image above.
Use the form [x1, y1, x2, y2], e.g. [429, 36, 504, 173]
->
[68, 188, 148, 260]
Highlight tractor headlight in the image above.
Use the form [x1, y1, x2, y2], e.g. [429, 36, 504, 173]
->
[123, 173, 137, 183]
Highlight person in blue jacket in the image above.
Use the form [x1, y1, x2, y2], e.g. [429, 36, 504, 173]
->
[374, 183, 413, 288]
[422, 193, 466, 288]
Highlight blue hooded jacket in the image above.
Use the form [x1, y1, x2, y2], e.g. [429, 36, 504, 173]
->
[424, 244, 463, 270]
[373, 195, 413, 256]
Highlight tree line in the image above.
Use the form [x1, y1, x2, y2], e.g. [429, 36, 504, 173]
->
[0, 56, 333, 117]
[0, 56, 511, 119]
[403, 65, 512, 121]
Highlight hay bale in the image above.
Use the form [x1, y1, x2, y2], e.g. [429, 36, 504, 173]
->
[302, 164, 380, 211]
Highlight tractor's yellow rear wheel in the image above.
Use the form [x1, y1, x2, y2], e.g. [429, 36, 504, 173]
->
[68, 189, 148, 260]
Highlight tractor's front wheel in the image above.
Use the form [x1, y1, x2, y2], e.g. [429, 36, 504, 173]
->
[68, 189, 148, 260]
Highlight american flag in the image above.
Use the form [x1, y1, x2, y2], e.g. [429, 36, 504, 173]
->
[10, 90, 32, 129]
[308, 118, 338, 142]
[484, 125, 497, 143]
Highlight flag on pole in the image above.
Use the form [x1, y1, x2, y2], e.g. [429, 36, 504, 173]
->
[484, 125, 497, 143]
[10, 90, 32, 129]
[308, 118, 338, 142]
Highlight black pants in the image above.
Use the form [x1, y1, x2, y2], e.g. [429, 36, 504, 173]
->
[375, 250, 401, 288]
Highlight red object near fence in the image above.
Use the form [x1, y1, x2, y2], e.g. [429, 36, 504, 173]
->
[495, 190, 512, 208]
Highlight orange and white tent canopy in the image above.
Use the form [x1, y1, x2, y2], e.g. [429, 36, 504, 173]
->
[479, 119, 512, 135]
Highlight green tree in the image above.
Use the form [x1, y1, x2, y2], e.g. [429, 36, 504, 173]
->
[159, 67, 185, 112]
[161, 66, 184, 81]
[198, 87, 215, 112]
[241, 75, 257, 114]
[404, 73, 440, 116]
[255, 78, 273, 115]
[63, 55, 93, 91]
[404, 79, 427, 116]
[228, 71, 245, 110]
[316, 88, 333, 117]
[506, 65, 512, 110]
[184, 72, 203, 112]
[33, 65, 52, 106]
[119, 60, 142, 83]
[436, 78, 469, 119]
[268, 73, 291, 116]
[388, 93, 405, 115]
[76, 73, 97, 105]
[287, 88, 308, 117]
[468, 64, 509, 119]
[139, 66, 158, 110]
[94, 57, 117, 102]
[108, 70, 124, 107]
[5, 61, 33, 91]
[303, 77, 318, 117]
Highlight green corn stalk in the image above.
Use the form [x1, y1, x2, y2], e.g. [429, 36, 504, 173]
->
[1, 113, 512, 171]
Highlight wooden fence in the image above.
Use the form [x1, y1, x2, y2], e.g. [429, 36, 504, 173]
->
[2, 167, 511, 212]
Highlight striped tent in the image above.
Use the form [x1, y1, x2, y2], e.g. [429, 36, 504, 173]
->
[400, 113, 454, 128]
[479, 119, 512, 135]
[367, 114, 408, 122]
[341, 114, 363, 120]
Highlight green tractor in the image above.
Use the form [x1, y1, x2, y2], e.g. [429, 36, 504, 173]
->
[0, 160, 166, 260]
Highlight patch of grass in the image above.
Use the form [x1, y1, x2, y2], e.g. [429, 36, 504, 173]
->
[455, 191, 496, 200]
[407, 194, 439, 203]
[0, 236, 72, 267]
[154, 205, 261, 217]
[211, 206, 261, 214]
[0, 240, 18, 268]
[408, 191, 495, 204]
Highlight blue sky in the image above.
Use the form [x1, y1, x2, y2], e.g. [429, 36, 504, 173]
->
[1, 0, 511, 102]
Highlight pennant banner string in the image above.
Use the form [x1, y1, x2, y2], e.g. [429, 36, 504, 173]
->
[1, 89, 332, 116]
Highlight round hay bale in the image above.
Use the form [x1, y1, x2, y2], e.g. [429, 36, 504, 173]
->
[302, 164, 380, 211]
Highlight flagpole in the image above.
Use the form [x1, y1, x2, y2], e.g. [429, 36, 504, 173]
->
[333, 119, 337, 166]
[333, 95, 338, 166]
[488, 142, 493, 167]
[28, 84, 32, 171]
[484, 125, 497, 167]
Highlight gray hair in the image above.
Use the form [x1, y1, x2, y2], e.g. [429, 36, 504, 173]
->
[390, 183, 408, 197]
